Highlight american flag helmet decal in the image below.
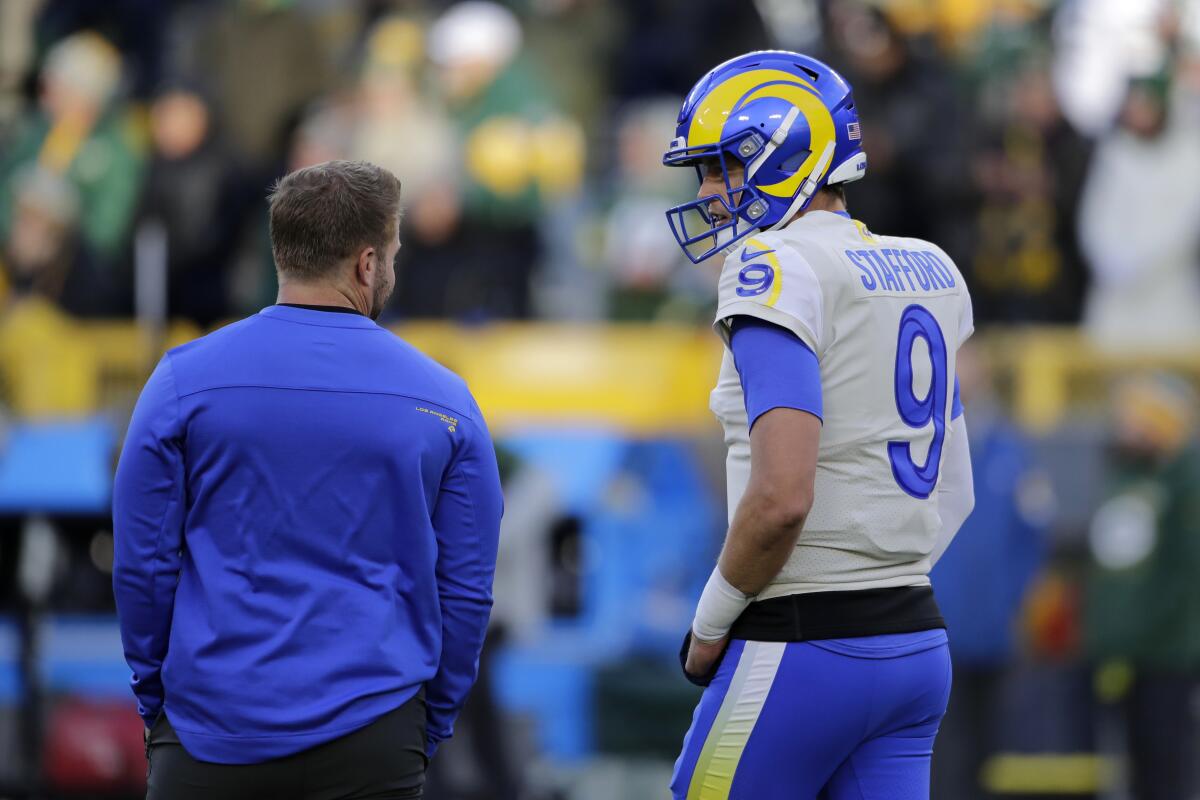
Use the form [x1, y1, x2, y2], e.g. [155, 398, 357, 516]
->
[847, 121, 862, 140]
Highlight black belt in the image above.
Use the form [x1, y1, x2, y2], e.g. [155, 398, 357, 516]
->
[731, 585, 945, 641]
[680, 586, 945, 686]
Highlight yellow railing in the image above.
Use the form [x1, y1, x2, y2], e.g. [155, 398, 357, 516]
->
[981, 753, 1115, 795]
[397, 322, 719, 434]
[979, 327, 1200, 431]
[2, 300, 1198, 433]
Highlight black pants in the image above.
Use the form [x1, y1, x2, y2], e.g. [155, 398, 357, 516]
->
[146, 692, 427, 799]
[1125, 671, 1198, 800]
[931, 666, 1002, 800]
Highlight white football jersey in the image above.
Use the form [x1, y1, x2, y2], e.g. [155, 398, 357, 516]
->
[710, 210, 973, 598]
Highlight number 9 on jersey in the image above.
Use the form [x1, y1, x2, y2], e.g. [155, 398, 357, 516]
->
[887, 304, 948, 499]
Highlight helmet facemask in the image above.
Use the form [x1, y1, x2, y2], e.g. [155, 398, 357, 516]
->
[663, 101, 836, 263]
[663, 139, 773, 263]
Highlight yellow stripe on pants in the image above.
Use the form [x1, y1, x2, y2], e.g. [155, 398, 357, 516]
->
[687, 641, 786, 799]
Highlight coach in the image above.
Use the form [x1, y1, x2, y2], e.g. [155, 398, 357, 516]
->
[112, 160, 503, 799]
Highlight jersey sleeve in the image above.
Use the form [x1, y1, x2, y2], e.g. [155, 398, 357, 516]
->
[958, 280, 975, 346]
[713, 236, 825, 355]
[937, 244, 974, 347]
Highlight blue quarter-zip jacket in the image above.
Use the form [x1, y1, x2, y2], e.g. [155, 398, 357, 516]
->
[112, 304, 503, 764]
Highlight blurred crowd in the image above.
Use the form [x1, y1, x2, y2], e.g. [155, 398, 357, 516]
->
[0, 0, 1198, 346]
[931, 346, 1200, 800]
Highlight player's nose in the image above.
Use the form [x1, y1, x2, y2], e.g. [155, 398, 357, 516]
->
[696, 172, 733, 219]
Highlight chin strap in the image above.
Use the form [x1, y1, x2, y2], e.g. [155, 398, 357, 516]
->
[713, 222, 740, 257]
[769, 139, 837, 231]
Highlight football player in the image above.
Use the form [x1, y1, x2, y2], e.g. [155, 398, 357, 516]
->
[664, 51, 975, 799]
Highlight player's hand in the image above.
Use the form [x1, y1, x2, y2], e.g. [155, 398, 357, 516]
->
[686, 633, 730, 679]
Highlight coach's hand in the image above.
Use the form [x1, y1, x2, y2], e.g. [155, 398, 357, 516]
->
[685, 633, 730, 683]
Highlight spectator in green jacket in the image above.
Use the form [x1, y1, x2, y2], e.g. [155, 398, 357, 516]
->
[0, 31, 145, 282]
[1086, 372, 1200, 800]
[401, 1, 583, 319]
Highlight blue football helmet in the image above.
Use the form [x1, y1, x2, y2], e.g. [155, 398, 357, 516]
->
[663, 50, 867, 262]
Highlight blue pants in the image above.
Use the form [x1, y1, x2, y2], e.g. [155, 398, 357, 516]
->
[671, 631, 952, 800]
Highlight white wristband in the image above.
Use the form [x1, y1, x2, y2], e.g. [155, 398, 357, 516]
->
[691, 567, 753, 642]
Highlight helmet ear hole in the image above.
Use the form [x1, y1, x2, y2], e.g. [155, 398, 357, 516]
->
[795, 64, 820, 82]
[780, 150, 812, 174]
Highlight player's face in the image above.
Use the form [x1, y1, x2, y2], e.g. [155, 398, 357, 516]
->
[697, 156, 746, 226]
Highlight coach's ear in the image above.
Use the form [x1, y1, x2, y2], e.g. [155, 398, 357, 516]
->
[354, 245, 377, 289]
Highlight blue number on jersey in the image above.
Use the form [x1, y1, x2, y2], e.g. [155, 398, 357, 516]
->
[736, 263, 775, 297]
[888, 304, 948, 499]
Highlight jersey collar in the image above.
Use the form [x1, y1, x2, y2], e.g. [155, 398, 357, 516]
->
[259, 304, 381, 329]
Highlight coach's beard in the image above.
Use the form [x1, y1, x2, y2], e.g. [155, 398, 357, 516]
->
[369, 272, 393, 320]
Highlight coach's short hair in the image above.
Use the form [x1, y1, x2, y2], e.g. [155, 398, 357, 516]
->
[268, 160, 402, 280]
